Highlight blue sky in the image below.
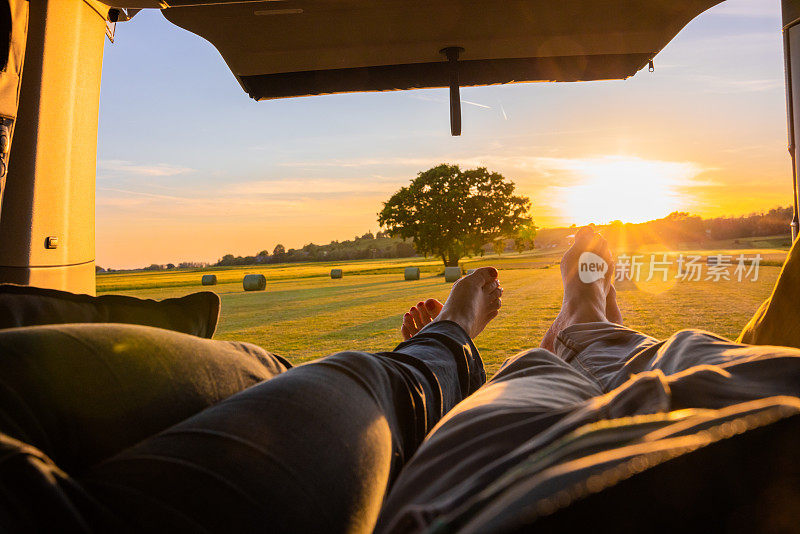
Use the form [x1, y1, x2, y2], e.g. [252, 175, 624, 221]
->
[96, 0, 788, 268]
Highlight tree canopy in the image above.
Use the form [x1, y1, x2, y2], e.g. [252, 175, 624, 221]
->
[378, 164, 532, 266]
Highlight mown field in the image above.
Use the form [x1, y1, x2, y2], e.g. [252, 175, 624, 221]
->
[98, 238, 789, 376]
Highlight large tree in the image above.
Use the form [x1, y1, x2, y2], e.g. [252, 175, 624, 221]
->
[378, 164, 532, 267]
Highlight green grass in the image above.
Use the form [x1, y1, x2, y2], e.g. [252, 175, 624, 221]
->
[98, 244, 787, 376]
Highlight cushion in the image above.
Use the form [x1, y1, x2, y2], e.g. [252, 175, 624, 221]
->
[0, 323, 291, 474]
[0, 284, 220, 338]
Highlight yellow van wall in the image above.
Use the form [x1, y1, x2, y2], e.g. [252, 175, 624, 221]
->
[0, 0, 106, 295]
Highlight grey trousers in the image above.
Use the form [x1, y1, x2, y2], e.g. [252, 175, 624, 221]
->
[376, 322, 800, 533]
[5, 320, 800, 533]
[0, 321, 484, 533]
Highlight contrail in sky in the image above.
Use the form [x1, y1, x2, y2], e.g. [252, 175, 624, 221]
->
[461, 99, 491, 109]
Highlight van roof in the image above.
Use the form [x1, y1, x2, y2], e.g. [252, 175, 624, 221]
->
[99, 0, 723, 100]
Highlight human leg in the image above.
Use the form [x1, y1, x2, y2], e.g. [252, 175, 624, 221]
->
[75, 269, 501, 533]
[377, 228, 800, 533]
[0, 323, 290, 474]
[738, 232, 800, 348]
[540, 225, 615, 352]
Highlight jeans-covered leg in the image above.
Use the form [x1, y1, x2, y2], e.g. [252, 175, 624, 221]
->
[78, 321, 483, 533]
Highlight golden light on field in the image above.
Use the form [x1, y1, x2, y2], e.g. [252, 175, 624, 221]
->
[627, 254, 680, 295]
[558, 156, 703, 226]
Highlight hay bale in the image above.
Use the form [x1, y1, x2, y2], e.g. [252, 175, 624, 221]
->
[444, 266, 462, 282]
[404, 267, 421, 280]
[330, 268, 343, 279]
[243, 274, 267, 291]
[201, 274, 218, 286]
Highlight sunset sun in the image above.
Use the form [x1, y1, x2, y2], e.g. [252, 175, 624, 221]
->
[558, 156, 704, 226]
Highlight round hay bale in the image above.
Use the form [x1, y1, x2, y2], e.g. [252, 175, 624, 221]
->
[201, 274, 218, 286]
[330, 268, 343, 279]
[404, 267, 421, 280]
[243, 274, 267, 291]
[444, 266, 462, 282]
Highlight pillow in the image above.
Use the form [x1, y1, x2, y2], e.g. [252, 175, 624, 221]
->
[0, 323, 290, 474]
[0, 284, 220, 338]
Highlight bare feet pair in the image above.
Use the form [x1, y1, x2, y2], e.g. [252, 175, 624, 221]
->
[400, 267, 503, 340]
[540, 225, 621, 351]
[401, 226, 623, 351]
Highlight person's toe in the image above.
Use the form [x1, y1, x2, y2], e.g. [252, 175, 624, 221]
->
[596, 238, 612, 260]
[574, 225, 596, 243]
[483, 266, 499, 279]
[410, 306, 424, 329]
[403, 312, 418, 336]
[416, 301, 433, 323]
[401, 324, 413, 340]
[468, 266, 498, 285]
[490, 297, 501, 311]
[424, 299, 443, 317]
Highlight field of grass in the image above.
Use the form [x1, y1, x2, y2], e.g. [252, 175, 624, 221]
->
[98, 242, 788, 376]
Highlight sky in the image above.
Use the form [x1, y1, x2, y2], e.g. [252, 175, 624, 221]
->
[96, 0, 790, 269]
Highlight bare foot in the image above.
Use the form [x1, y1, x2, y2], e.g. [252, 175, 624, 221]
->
[541, 226, 615, 351]
[606, 285, 623, 324]
[402, 299, 444, 340]
[433, 266, 502, 338]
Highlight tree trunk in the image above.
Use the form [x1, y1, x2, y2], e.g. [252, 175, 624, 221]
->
[444, 253, 461, 267]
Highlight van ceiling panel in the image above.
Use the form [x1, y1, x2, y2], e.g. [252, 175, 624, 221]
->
[105, 0, 723, 99]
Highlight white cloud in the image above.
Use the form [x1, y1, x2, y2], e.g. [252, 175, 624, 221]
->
[226, 177, 404, 196]
[97, 155, 713, 227]
[277, 157, 438, 168]
[98, 159, 194, 177]
[698, 77, 783, 94]
[96, 186, 305, 218]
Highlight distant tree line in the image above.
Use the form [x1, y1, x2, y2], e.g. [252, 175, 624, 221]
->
[533, 207, 794, 250]
[213, 231, 417, 267]
[602, 206, 794, 249]
[96, 261, 209, 273]
[96, 207, 795, 273]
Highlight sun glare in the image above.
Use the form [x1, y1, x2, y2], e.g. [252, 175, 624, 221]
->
[558, 156, 703, 225]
